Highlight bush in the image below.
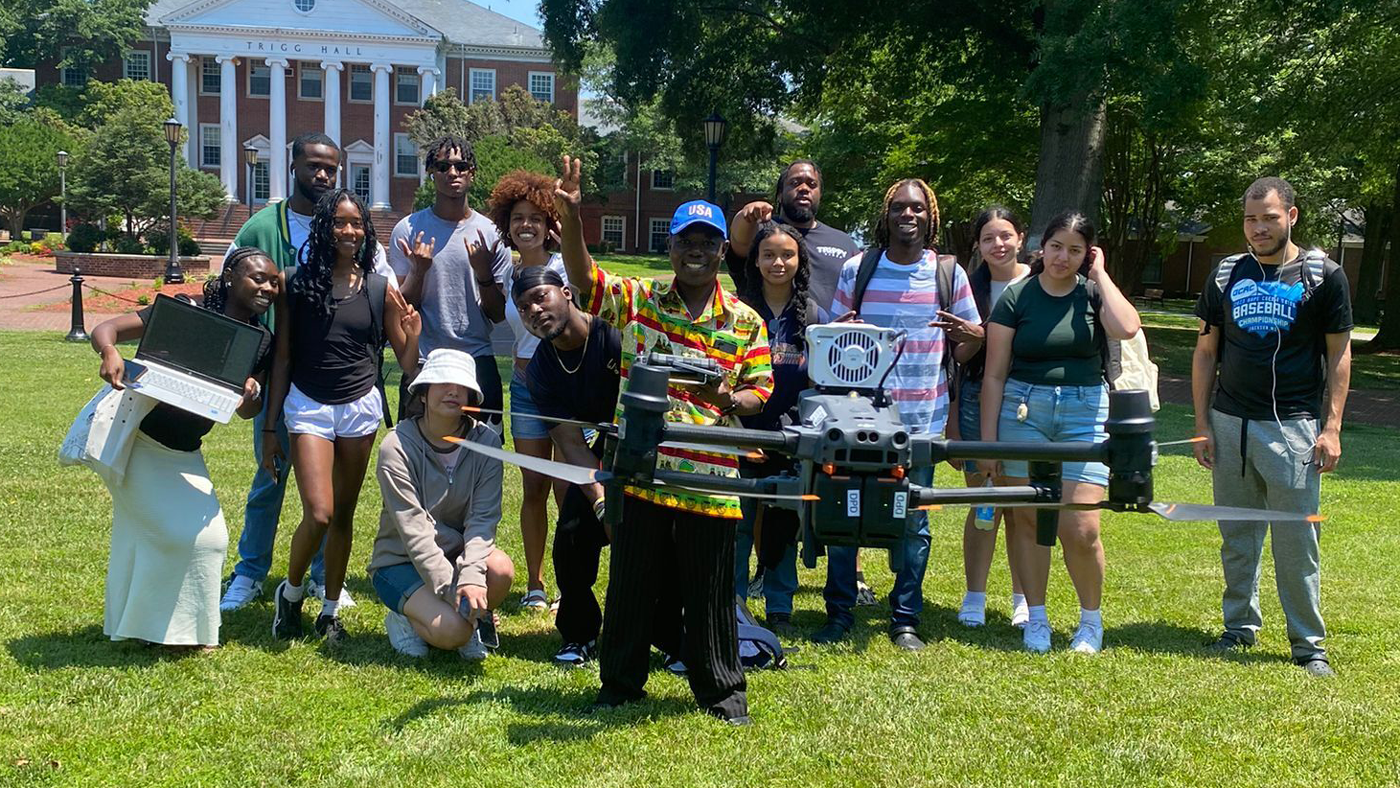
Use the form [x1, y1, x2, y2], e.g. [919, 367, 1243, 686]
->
[112, 235, 147, 255]
[1, 240, 28, 254]
[67, 223, 104, 253]
[147, 225, 202, 257]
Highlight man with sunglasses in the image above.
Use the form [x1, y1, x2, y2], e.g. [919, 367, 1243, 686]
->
[219, 131, 398, 613]
[388, 135, 513, 424]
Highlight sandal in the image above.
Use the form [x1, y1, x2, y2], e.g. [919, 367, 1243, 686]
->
[521, 589, 550, 610]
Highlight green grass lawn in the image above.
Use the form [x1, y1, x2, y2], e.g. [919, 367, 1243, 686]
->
[3, 331, 1400, 786]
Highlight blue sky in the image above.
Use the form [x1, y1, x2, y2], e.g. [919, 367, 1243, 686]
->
[482, 0, 545, 30]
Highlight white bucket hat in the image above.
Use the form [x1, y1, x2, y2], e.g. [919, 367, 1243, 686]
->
[410, 349, 484, 405]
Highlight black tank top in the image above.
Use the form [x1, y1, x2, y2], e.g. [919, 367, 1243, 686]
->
[290, 285, 377, 404]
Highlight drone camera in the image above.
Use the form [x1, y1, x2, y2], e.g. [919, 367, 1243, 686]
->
[1103, 390, 1156, 508]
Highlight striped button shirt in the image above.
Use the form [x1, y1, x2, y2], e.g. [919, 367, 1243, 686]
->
[832, 250, 979, 435]
[585, 265, 774, 519]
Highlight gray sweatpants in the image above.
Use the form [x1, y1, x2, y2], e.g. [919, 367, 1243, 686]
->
[1209, 409, 1326, 661]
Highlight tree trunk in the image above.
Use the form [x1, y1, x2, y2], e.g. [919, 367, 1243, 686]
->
[1364, 167, 1400, 350]
[1352, 197, 1390, 329]
[1029, 90, 1108, 245]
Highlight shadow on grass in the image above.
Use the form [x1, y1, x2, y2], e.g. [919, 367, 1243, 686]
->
[6, 624, 214, 670]
[1106, 621, 1293, 664]
[385, 685, 698, 742]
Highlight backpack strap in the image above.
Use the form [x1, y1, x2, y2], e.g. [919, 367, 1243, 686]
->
[1213, 252, 1248, 295]
[849, 248, 884, 315]
[1084, 277, 1114, 389]
[934, 253, 958, 387]
[367, 272, 393, 428]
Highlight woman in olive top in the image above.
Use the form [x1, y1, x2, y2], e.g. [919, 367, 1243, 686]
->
[979, 211, 1141, 655]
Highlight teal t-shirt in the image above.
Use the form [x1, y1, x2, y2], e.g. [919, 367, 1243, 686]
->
[989, 275, 1104, 386]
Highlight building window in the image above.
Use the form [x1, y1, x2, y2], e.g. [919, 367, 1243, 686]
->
[60, 50, 87, 88]
[649, 218, 670, 254]
[395, 69, 420, 105]
[123, 51, 151, 81]
[1142, 253, 1163, 285]
[651, 170, 674, 190]
[393, 133, 418, 178]
[252, 161, 270, 202]
[469, 69, 495, 103]
[528, 72, 555, 104]
[298, 63, 323, 100]
[601, 215, 625, 248]
[350, 164, 372, 202]
[199, 124, 221, 168]
[349, 64, 373, 102]
[248, 62, 271, 97]
[293, 0, 316, 12]
[201, 58, 221, 95]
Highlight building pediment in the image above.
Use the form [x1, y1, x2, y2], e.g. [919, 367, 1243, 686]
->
[159, 0, 442, 42]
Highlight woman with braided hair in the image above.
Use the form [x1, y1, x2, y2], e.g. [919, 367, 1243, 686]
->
[263, 189, 421, 645]
[88, 246, 279, 649]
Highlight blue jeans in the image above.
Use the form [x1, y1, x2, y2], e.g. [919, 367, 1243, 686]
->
[822, 464, 934, 631]
[996, 379, 1109, 485]
[232, 405, 325, 585]
[735, 499, 798, 616]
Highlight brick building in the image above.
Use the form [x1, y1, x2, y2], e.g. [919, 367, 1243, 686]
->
[36, 0, 576, 215]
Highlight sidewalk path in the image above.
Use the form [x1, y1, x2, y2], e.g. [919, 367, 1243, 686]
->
[4, 260, 1395, 426]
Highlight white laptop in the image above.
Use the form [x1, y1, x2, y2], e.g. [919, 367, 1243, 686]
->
[123, 294, 265, 423]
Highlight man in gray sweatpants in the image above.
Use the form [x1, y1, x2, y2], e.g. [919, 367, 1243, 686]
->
[1190, 176, 1353, 677]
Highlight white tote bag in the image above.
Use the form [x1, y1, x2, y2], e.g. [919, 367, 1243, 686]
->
[59, 385, 157, 484]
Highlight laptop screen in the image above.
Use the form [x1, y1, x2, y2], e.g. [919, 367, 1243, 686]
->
[138, 295, 264, 388]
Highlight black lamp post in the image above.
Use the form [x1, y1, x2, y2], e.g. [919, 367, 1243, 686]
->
[702, 112, 727, 204]
[56, 150, 68, 235]
[163, 118, 184, 284]
[244, 144, 258, 210]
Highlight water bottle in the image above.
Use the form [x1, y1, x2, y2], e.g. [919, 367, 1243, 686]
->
[973, 479, 996, 531]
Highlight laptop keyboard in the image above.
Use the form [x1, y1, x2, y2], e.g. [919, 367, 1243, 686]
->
[140, 368, 239, 413]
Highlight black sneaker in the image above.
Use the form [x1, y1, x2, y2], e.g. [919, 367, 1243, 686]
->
[767, 613, 799, 640]
[315, 613, 346, 646]
[890, 627, 926, 652]
[555, 641, 595, 668]
[1205, 631, 1251, 653]
[811, 621, 850, 644]
[271, 580, 304, 640]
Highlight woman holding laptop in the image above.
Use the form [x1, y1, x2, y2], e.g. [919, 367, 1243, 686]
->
[90, 246, 280, 649]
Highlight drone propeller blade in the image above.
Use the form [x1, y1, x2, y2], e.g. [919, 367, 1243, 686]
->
[1148, 502, 1324, 523]
[659, 442, 767, 462]
[918, 502, 1099, 512]
[1156, 436, 1209, 447]
[461, 405, 615, 433]
[441, 436, 612, 486]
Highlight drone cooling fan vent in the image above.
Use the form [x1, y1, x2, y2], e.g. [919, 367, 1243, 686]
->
[806, 324, 901, 390]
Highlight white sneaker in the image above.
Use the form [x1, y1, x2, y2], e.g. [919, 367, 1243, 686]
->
[308, 581, 357, 609]
[1070, 621, 1104, 655]
[957, 597, 986, 628]
[219, 575, 263, 612]
[1023, 619, 1052, 653]
[1010, 598, 1030, 629]
[459, 628, 489, 661]
[384, 611, 428, 658]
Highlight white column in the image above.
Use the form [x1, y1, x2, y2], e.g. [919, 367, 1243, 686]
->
[417, 65, 438, 105]
[371, 62, 392, 210]
[186, 59, 199, 169]
[321, 61, 343, 147]
[167, 52, 192, 164]
[216, 55, 239, 201]
[267, 57, 289, 203]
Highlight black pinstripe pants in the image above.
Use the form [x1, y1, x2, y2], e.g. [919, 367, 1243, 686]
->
[597, 496, 748, 719]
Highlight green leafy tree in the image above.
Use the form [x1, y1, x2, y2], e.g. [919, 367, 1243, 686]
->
[0, 0, 146, 72]
[413, 135, 555, 211]
[0, 113, 80, 235]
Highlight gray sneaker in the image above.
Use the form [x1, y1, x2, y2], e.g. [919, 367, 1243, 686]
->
[459, 628, 489, 661]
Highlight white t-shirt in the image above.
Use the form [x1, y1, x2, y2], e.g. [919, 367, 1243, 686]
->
[988, 270, 1028, 314]
[503, 254, 566, 360]
[223, 207, 399, 289]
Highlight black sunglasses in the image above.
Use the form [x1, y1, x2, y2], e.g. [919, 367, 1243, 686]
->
[435, 160, 473, 174]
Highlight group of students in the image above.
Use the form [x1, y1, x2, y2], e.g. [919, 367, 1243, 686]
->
[86, 129, 1353, 724]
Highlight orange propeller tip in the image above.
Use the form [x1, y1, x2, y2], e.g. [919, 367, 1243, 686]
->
[1307, 514, 1326, 523]
[442, 435, 464, 444]
[799, 494, 820, 501]
[917, 504, 942, 511]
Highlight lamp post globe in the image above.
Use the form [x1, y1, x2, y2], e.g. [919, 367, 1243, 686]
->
[702, 112, 727, 204]
[163, 118, 184, 284]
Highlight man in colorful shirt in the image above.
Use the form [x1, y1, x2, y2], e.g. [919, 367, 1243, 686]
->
[817, 178, 981, 651]
[555, 155, 773, 725]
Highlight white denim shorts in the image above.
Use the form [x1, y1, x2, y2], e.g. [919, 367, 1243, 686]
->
[283, 383, 382, 440]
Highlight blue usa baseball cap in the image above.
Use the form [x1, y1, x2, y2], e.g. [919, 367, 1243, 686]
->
[670, 200, 728, 237]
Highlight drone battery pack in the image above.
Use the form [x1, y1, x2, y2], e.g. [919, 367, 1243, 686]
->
[809, 473, 909, 551]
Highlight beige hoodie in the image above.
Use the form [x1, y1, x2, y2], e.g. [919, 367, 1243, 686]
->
[369, 417, 503, 604]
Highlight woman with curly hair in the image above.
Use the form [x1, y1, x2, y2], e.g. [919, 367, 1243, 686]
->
[732, 221, 824, 637]
[88, 246, 279, 649]
[264, 189, 422, 645]
[489, 169, 568, 611]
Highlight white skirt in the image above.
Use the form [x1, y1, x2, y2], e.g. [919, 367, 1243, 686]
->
[104, 432, 228, 646]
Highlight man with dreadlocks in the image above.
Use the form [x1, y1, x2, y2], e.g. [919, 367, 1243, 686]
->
[388, 135, 513, 425]
[813, 178, 980, 651]
[726, 160, 859, 312]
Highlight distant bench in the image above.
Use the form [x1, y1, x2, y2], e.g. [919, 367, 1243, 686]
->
[1136, 288, 1165, 308]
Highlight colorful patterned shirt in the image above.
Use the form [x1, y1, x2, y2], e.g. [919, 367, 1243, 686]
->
[832, 249, 979, 435]
[584, 265, 774, 519]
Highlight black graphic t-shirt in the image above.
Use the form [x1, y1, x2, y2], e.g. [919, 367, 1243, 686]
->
[1195, 251, 1353, 420]
[526, 315, 623, 427]
[725, 219, 859, 313]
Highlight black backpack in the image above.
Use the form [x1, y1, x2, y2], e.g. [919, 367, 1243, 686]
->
[849, 247, 960, 388]
[284, 265, 394, 427]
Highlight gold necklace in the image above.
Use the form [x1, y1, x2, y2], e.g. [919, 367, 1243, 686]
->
[555, 325, 590, 376]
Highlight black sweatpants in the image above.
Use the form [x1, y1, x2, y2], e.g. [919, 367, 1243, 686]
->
[554, 487, 681, 653]
[597, 496, 747, 719]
